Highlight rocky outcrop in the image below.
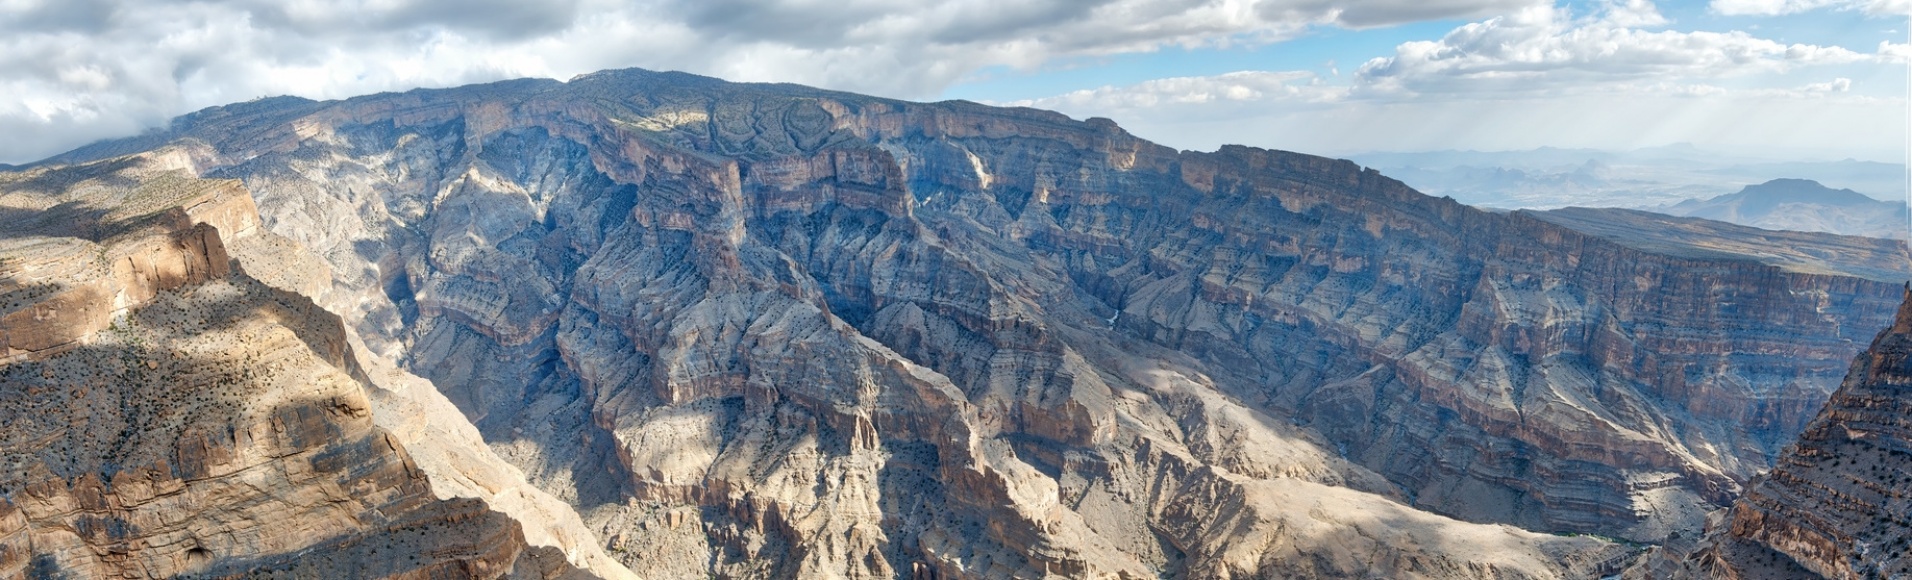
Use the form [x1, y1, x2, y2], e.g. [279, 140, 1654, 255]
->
[0, 155, 626, 579]
[1657, 288, 1912, 579]
[75, 72, 1637, 577]
[0, 158, 251, 361]
[21, 68, 1901, 577]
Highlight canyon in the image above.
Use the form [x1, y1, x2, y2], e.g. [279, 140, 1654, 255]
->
[1624, 288, 1912, 579]
[1710, 287, 1912, 578]
[3, 68, 1908, 578]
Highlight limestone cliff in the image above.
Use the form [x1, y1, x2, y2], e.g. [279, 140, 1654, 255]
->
[0, 154, 630, 579]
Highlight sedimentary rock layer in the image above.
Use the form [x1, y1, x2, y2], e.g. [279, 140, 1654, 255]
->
[0, 156, 625, 579]
[1674, 288, 1912, 578]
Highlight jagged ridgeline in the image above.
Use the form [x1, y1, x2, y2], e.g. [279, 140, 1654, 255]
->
[3, 68, 1907, 578]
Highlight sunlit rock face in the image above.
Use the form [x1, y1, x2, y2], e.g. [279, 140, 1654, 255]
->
[0, 156, 617, 579]
[12, 68, 1901, 578]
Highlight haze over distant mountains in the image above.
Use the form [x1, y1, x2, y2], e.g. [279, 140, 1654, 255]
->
[1641, 178, 1910, 240]
[1352, 146, 1905, 214]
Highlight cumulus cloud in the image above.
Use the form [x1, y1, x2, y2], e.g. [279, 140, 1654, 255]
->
[1005, 0, 1900, 157]
[1352, 1, 1869, 97]
[0, 0, 1545, 163]
[0, 0, 1897, 163]
[1016, 0, 1886, 113]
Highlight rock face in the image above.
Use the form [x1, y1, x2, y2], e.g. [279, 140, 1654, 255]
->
[1658, 288, 1912, 579]
[12, 68, 1904, 578]
[0, 155, 630, 579]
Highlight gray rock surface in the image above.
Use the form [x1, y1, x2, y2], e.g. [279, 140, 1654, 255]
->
[1639, 288, 1912, 579]
[1532, 206, 1911, 284]
[10, 68, 1906, 578]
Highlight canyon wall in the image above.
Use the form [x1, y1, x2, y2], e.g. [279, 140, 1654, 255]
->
[14, 68, 1904, 577]
[1651, 288, 1912, 579]
[0, 155, 631, 579]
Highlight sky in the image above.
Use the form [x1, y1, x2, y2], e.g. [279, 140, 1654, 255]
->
[0, 0, 1905, 164]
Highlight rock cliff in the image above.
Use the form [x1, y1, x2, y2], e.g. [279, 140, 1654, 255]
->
[0, 154, 632, 579]
[10, 67, 1904, 578]
[1644, 288, 1912, 579]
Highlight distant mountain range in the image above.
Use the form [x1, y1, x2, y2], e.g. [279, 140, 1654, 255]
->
[1351, 146, 1904, 212]
[1644, 178, 1908, 240]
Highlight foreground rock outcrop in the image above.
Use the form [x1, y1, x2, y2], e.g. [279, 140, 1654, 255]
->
[1642, 288, 1912, 579]
[0, 156, 631, 579]
[9, 68, 1905, 577]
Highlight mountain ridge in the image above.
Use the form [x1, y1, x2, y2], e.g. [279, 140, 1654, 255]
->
[1645, 178, 1909, 240]
[1529, 206, 1911, 284]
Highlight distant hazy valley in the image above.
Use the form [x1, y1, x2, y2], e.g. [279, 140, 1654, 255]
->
[1353, 145, 1905, 206]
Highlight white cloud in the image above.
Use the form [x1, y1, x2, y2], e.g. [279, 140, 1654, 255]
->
[1006, 0, 1902, 158]
[0, 0, 1547, 163]
[0, 0, 1897, 164]
[1603, 0, 1670, 27]
[1352, 2, 1869, 98]
[1802, 76, 1854, 92]
[1878, 40, 1912, 63]
[1009, 70, 1343, 112]
[1022, 0, 1887, 112]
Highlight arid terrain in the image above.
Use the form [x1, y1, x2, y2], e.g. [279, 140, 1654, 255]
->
[2, 69, 1908, 579]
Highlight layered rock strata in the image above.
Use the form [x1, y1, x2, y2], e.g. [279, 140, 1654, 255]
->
[1655, 288, 1912, 579]
[0, 155, 630, 579]
[21, 68, 1903, 577]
